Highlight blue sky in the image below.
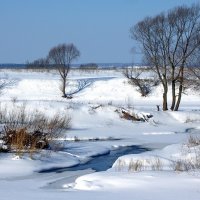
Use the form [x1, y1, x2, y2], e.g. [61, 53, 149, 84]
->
[0, 0, 199, 64]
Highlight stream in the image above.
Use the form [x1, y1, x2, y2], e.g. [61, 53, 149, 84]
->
[39, 145, 149, 189]
[40, 145, 149, 173]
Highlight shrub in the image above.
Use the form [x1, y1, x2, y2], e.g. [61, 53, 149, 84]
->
[0, 104, 71, 157]
[123, 67, 159, 97]
[171, 160, 193, 172]
[187, 135, 200, 147]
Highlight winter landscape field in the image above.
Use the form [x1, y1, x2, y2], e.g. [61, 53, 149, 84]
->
[0, 68, 200, 200]
[1, 0, 200, 199]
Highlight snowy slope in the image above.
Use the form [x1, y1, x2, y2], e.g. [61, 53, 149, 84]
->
[0, 69, 200, 200]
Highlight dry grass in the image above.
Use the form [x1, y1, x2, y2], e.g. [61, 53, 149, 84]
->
[187, 135, 200, 169]
[171, 135, 200, 171]
[115, 157, 164, 172]
[128, 159, 143, 172]
[187, 135, 200, 147]
[150, 157, 163, 171]
[114, 158, 126, 171]
[0, 104, 71, 157]
[171, 160, 194, 172]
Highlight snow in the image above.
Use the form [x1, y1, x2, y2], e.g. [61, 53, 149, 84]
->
[72, 171, 200, 200]
[0, 69, 200, 200]
[0, 156, 38, 178]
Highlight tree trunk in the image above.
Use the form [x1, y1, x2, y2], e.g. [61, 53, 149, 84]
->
[171, 80, 176, 110]
[174, 68, 184, 111]
[61, 77, 66, 97]
[163, 92, 168, 111]
[174, 84, 182, 111]
[162, 84, 168, 111]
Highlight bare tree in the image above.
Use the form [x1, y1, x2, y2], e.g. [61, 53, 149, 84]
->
[47, 43, 80, 98]
[131, 14, 170, 110]
[131, 4, 200, 111]
[166, 5, 200, 110]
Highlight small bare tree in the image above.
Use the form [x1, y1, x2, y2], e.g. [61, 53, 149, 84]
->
[124, 67, 157, 96]
[47, 43, 80, 98]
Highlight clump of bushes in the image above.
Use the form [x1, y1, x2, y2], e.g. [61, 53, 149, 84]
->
[0, 104, 71, 157]
[123, 67, 160, 97]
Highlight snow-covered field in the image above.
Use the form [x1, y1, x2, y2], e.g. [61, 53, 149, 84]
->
[0, 69, 200, 200]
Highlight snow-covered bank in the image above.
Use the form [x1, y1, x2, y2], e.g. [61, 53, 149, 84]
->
[70, 141, 200, 200]
[72, 171, 200, 200]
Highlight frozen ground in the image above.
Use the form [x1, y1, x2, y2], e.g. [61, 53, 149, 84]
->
[0, 69, 200, 200]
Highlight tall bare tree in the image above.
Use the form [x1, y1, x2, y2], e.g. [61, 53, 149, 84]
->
[131, 4, 200, 111]
[47, 43, 80, 97]
[131, 14, 170, 110]
[167, 5, 200, 110]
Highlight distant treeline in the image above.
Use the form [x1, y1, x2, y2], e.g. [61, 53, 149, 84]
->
[0, 64, 26, 69]
[0, 63, 143, 69]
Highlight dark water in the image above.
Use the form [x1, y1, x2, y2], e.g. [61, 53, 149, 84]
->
[39, 145, 149, 173]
